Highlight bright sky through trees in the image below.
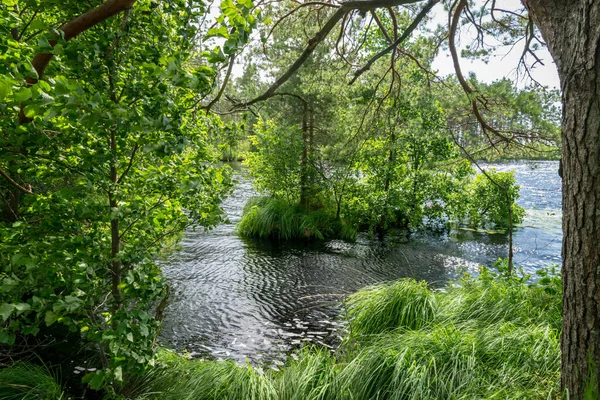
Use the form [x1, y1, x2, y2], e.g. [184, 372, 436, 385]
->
[429, 0, 560, 89]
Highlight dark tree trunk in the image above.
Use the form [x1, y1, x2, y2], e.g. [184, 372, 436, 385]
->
[378, 131, 396, 239]
[524, 1, 600, 397]
[109, 128, 122, 316]
[300, 104, 309, 207]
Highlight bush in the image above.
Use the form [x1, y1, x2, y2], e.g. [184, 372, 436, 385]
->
[463, 170, 525, 229]
[238, 197, 357, 241]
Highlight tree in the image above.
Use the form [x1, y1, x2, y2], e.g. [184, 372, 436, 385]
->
[0, 0, 238, 391]
[522, 1, 600, 396]
[210, 0, 597, 395]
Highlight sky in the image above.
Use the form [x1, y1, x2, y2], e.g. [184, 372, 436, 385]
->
[428, 1, 560, 89]
[223, 0, 561, 91]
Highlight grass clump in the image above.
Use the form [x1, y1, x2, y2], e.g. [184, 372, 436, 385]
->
[271, 348, 337, 400]
[335, 321, 558, 399]
[346, 279, 437, 336]
[238, 197, 356, 241]
[0, 362, 65, 400]
[117, 266, 564, 399]
[122, 351, 275, 400]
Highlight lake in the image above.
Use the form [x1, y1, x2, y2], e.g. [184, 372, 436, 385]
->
[160, 160, 562, 364]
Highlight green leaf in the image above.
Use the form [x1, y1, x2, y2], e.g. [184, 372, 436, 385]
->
[223, 38, 237, 55]
[45, 311, 58, 326]
[0, 331, 16, 345]
[207, 46, 226, 63]
[114, 366, 123, 382]
[54, 79, 71, 96]
[126, 332, 134, 342]
[85, 372, 105, 390]
[14, 303, 31, 315]
[23, 104, 37, 118]
[14, 87, 32, 103]
[29, 19, 48, 31]
[89, 92, 102, 108]
[39, 92, 55, 105]
[38, 36, 52, 50]
[0, 79, 11, 102]
[236, 0, 253, 9]
[0, 303, 15, 321]
[140, 324, 149, 337]
[205, 26, 229, 39]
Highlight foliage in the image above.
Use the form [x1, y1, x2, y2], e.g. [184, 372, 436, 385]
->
[462, 170, 526, 229]
[118, 265, 561, 400]
[241, 89, 478, 235]
[243, 119, 304, 203]
[238, 196, 356, 241]
[441, 78, 561, 160]
[0, 362, 66, 400]
[0, 0, 558, 395]
[0, 0, 259, 391]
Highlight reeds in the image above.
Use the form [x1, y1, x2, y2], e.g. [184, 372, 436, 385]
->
[0, 362, 65, 400]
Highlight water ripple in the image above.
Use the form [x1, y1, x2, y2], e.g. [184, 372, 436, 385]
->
[160, 161, 562, 363]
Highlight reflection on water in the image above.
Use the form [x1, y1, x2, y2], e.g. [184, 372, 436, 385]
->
[160, 160, 561, 362]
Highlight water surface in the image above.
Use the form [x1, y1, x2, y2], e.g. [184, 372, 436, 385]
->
[160, 160, 561, 362]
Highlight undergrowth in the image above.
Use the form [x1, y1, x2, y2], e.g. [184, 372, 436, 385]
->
[237, 196, 357, 241]
[0, 362, 65, 400]
[2, 266, 561, 399]
[124, 266, 561, 399]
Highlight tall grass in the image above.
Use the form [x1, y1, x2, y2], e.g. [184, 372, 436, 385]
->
[346, 279, 437, 336]
[0, 362, 65, 400]
[124, 267, 561, 400]
[238, 197, 356, 241]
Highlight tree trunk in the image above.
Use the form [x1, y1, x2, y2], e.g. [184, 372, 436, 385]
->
[524, 1, 600, 397]
[300, 104, 310, 207]
[109, 127, 122, 316]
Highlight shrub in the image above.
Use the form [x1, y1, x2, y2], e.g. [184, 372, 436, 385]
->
[238, 197, 357, 241]
[463, 170, 525, 229]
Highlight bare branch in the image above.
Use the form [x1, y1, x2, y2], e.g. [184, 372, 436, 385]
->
[203, 54, 236, 113]
[267, 1, 340, 45]
[117, 143, 139, 184]
[349, 0, 438, 84]
[17, 8, 40, 41]
[240, 0, 427, 108]
[0, 167, 33, 195]
[242, 7, 347, 107]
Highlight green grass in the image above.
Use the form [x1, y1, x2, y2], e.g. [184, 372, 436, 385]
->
[1, 267, 559, 399]
[0, 362, 65, 400]
[237, 196, 357, 241]
[345, 279, 437, 336]
[121, 266, 561, 400]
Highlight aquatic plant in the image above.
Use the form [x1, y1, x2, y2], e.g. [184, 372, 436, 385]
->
[345, 279, 437, 336]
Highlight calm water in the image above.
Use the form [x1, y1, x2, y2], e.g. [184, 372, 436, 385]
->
[160, 161, 562, 363]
